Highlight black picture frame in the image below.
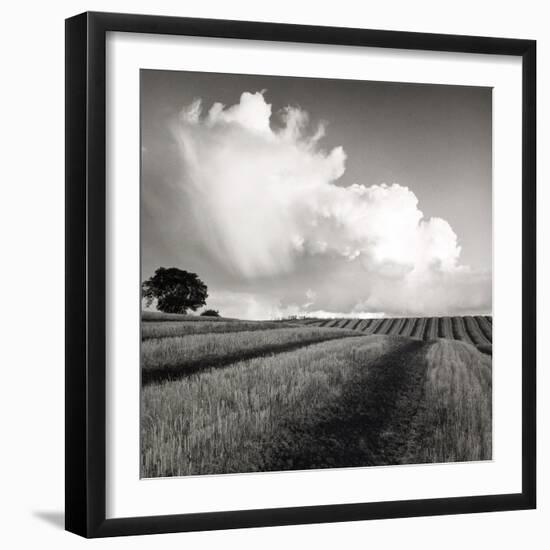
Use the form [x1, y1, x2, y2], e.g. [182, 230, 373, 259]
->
[65, 11, 536, 538]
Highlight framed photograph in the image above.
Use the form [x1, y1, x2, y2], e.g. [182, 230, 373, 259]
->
[65, 11, 536, 538]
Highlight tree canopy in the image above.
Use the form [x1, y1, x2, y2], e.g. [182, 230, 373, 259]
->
[142, 267, 208, 314]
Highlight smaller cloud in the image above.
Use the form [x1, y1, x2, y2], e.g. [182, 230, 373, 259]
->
[305, 310, 385, 320]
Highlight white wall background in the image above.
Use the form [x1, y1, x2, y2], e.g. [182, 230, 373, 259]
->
[0, 0, 547, 547]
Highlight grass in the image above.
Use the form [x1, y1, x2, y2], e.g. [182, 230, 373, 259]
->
[141, 326, 362, 383]
[140, 312, 493, 477]
[142, 311, 235, 323]
[142, 320, 295, 340]
[262, 337, 429, 471]
[141, 335, 402, 477]
[141, 331, 492, 477]
[415, 339, 492, 463]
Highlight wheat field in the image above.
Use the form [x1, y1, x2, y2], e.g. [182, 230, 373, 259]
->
[141, 315, 492, 478]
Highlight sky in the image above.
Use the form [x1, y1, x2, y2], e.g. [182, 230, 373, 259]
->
[141, 69, 492, 320]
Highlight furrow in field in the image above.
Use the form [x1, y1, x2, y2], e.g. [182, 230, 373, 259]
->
[438, 317, 453, 339]
[410, 317, 427, 340]
[475, 316, 493, 343]
[398, 318, 416, 338]
[388, 318, 404, 335]
[376, 318, 395, 335]
[424, 317, 439, 341]
[464, 316, 490, 345]
[451, 316, 474, 344]
[358, 319, 373, 332]
[363, 318, 383, 334]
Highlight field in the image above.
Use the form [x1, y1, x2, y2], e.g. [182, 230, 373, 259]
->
[142, 325, 363, 383]
[295, 315, 493, 355]
[141, 314, 492, 478]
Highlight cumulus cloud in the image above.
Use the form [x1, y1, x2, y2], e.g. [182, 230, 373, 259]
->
[171, 91, 491, 318]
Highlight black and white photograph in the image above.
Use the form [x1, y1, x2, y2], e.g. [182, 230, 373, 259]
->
[0, 0, 543, 544]
[140, 69, 493, 478]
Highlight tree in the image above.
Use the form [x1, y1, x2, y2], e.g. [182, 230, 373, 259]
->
[200, 309, 220, 317]
[142, 267, 208, 314]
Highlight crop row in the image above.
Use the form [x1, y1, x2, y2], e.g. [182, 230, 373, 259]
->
[309, 315, 492, 345]
[142, 320, 296, 340]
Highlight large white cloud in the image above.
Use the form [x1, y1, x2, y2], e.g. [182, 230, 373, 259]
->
[171, 91, 491, 318]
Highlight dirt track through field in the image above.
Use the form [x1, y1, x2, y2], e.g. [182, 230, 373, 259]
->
[258, 338, 431, 471]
